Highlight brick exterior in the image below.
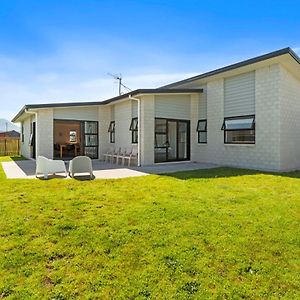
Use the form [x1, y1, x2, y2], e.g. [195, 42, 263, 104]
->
[17, 63, 300, 171]
[140, 95, 155, 165]
[193, 64, 282, 171]
[279, 65, 300, 170]
[36, 109, 54, 159]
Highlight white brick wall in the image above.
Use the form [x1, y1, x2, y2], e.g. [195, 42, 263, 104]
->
[279, 65, 300, 170]
[114, 100, 132, 151]
[36, 109, 54, 159]
[98, 105, 111, 159]
[141, 95, 155, 165]
[20, 117, 32, 159]
[192, 64, 282, 171]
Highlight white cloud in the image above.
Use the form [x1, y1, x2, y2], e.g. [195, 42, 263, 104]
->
[293, 47, 300, 54]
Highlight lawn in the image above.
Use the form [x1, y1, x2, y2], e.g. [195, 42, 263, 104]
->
[0, 157, 299, 299]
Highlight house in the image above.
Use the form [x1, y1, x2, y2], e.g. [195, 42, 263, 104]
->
[0, 130, 20, 138]
[12, 47, 300, 171]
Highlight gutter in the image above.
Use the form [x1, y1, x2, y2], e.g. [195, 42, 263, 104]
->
[128, 95, 141, 167]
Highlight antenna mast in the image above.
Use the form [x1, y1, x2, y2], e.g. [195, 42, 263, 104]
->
[107, 73, 132, 95]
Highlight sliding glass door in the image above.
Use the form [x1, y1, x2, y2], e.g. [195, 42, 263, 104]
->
[84, 121, 98, 159]
[154, 118, 190, 163]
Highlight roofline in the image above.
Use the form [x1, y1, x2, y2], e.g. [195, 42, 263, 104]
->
[162, 47, 300, 88]
[11, 88, 203, 122]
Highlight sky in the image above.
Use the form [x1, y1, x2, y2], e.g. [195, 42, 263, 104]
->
[1, 0, 300, 121]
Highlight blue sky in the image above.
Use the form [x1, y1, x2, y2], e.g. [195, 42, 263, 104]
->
[1, 0, 300, 121]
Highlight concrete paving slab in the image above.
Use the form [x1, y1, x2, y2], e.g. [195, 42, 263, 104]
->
[1, 160, 219, 180]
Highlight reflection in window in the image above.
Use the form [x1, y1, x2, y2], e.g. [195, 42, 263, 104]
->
[221, 115, 255, 144]
[197, 120, 207, 143]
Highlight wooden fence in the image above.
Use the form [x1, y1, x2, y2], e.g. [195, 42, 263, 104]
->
[0, 137, 20, 156]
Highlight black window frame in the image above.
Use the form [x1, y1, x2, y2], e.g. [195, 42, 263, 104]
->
[197, 119, 207, 144]
[221, 114, 255, 144]
[129, 117, 138, 144]
[21, 124, 24, 143]
[108, 121, 115, 143]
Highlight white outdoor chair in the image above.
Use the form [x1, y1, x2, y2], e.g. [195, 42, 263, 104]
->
[116, 148, 129, 165]
[103, 147, 115, 163]
[36, 156, 67, 179]
[69, 156, 94, 179]
[122, 147, 138, 166]
[112, 147, 121, 164]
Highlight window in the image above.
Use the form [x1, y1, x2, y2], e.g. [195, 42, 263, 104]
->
[108, 121, 115, 143]
[221, 115, 255, 144]
[197, 119, 207, 143]
[21, 124, 24, 143]
[129, 118, 138, 144]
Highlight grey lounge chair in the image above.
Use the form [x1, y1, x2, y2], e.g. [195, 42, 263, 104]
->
[69, 156, 93, 179]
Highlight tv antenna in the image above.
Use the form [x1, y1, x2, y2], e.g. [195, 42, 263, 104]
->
[107, 73, 132, 95]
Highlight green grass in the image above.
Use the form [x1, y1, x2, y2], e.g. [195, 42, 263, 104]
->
[0, 156, 299, 299]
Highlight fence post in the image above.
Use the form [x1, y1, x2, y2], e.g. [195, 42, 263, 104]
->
[4, 138, 6, 156]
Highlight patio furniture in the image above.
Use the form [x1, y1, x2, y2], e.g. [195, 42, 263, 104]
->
[103, 147, 115, 163]
[116, 148, 129, 165]
[35, 156, 67, 179]
[122, 147, 138, 166]
[69, 156, 93, 179]
[59, 143, 80, 158]
[112, 147, 121, 164]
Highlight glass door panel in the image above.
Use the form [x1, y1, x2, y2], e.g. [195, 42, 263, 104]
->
[178, 121, 188, 159]
[167, 121, 177, 160]
[84, 121, 98, 159]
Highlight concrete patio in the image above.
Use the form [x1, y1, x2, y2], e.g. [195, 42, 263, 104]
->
[1, 159, 218, 180]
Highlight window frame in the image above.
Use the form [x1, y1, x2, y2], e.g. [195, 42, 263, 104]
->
[129, 118, 138, 144]
[221, 114, 255, 145]
[108, 121, 115, 143]
[196, 119, 207, 144]
[21, 124, 24, 143]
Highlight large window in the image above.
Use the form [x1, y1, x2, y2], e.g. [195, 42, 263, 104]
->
[108, 121, 115, 143]
[197, 119, 207, 143]
[129, 118, 138, 144]
[221, 115, 255, 144]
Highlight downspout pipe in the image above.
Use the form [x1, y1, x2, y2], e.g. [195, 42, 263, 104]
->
[128, 95, 141, 167]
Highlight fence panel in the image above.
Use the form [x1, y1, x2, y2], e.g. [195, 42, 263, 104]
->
[0, 138, 20, 156]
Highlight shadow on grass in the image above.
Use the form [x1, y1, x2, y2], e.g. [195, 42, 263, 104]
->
[162, 167, 300, 180]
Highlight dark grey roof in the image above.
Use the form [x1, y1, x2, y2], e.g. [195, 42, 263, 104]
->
[12, 88, 203, 122]
[162, 47, 300, 88]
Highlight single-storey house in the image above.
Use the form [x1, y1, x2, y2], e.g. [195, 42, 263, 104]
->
[12, 47, 300, 171]
[0, 130, 20, 138]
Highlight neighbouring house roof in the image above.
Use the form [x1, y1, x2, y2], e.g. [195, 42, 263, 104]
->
[162, 47, 300, 88]
[0, 130, 20, 138]
[11, 88, 203, 122]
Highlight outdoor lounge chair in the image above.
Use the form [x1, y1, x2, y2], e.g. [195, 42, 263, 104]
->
[36, 156, 67, 179]
[122, 147, 138, 166]
[69, 156, 93, 179]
